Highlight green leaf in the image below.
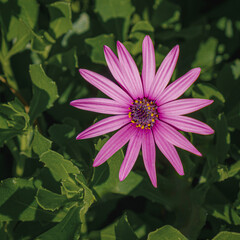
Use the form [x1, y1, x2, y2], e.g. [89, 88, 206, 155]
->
[29, 64, 59, 123]
[47, 47, 78, 76]
[124, 21, 154, 56]
[192, 83, 225, 103]
[216, 113, 230, 163]
[0, 178, 65, 221]
[147, 225, 188, 240]
[35, 206, 81, 240]
[94, 0, 135, 41]
[40, 150, 80, 182]
[227, 103, 240, 130]
[85, 34, 115, 65]
[36, 187, 69, 211]
[192, 37, 218, 80]
[212, 231, 240, 240]
[152, 0, 180, 29]
[32, 127, 52, 156]
[48, 2, 72, 39]
[6, 18, 33, 58]
[0, 98, 29, 147]
[115, 214, 138, 240]
[17, 0, 38, 29]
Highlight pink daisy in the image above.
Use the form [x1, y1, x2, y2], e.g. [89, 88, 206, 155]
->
[70, 35, 214, 187]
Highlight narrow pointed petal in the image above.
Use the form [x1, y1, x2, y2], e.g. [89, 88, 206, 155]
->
[117, 41, 144, 99]
[142, 35, 155, 97]
[153, 128, 184, 175]
[70, 98, 128, 115]
[142, 130, 157, 187]
[161, 115, 215, 135]
[93, 124, 137, 167]
[79, 69, 132, 104]
[104, 45, 133, 97]
[158, 68, 201, 104]
[159, 99, 214, 116]
[155, 120, 202, 156]
[149, 45, 179, 100]
[76, 115, 130, 140]
[119, 130, 142, 181]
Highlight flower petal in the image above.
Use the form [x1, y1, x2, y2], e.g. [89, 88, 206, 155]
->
[142, 130, 157, 187]
[93, 124, 137, 167]
[149, 45, 179, 100]
[160, 115, 214, 135]
[153, 128, 184, 175]
[155, 120, 201, 156]
[76, 115, 130, 140]
[159, 98, 214, 116]
[79, 69, 132, 104]
[104, 45, 133, 96]
[142, 35, 156, 97]
[117, 41, 144, 99]
[158, 68, 201, 104]
[119, 130, 142, 181]
[70, 98, 128, 115]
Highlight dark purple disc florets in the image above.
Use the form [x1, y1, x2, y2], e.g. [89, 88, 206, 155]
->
[128, 98, 159, 129]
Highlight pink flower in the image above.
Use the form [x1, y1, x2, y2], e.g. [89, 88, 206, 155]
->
[70, 35, 214, 187]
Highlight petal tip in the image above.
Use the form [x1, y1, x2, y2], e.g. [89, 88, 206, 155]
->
[93, 161, 100, 167]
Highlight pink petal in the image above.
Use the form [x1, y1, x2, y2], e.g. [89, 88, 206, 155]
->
[158, 68, 201, 104]
[79, 69, 132, 104]
[104, 45, 133, 97]
[119, 130, 142, 181]
[148, 45, 179, 100]
[142, 35, 156, 97]
[161, 115, 214, 135]
[155, 120, 202, 156]
[70, 98, 128, 115]
[93, 124, 137, 167]
[142, 130, 157, 187]
[159, 98, 214, 116]
[117, 41, 144, 99]
[153, 128, 184, 175]
[76, 115, 130, 140]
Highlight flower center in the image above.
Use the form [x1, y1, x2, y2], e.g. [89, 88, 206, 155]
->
[128, 98, 159, 129]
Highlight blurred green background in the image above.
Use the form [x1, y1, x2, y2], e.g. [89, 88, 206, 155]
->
[0, 0, 240, 239]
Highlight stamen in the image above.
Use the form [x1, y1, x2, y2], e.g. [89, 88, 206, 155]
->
[128, 98, 159, 129]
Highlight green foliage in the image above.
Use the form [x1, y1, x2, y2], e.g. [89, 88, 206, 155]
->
[0, 0, 240, 239]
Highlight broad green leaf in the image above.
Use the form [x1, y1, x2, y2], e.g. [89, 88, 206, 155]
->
[85, 34, 115, 65]
[152, 0, 180, 29]
[147, 225, 188, 240]
[0, 178, 66, 221]
[47, 47, 78, 76]
[212, 231, 240, 240]
[115, 214, 138, 240]
[32, 127, 52, 156]
[40, 150, 80, 182]
[124, 21, 154, 56]
[192, 83, 225, 103]
[192, 37, 218, 80]
[217, 60, 240, 108]
[17, 0, 38, 29]
[35, 206, 81, 240]
[227, 103, 240, 130]
[48, 2, 72, 39]
[0, 98, 29, 147]
[216, 113, 230, 163]
[36, 187, 69, 211]
[62, 13, 90, 47]
[6, 17, 33, 58]
[94, 0, 135, 41]
[29, 64, 59, 123]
